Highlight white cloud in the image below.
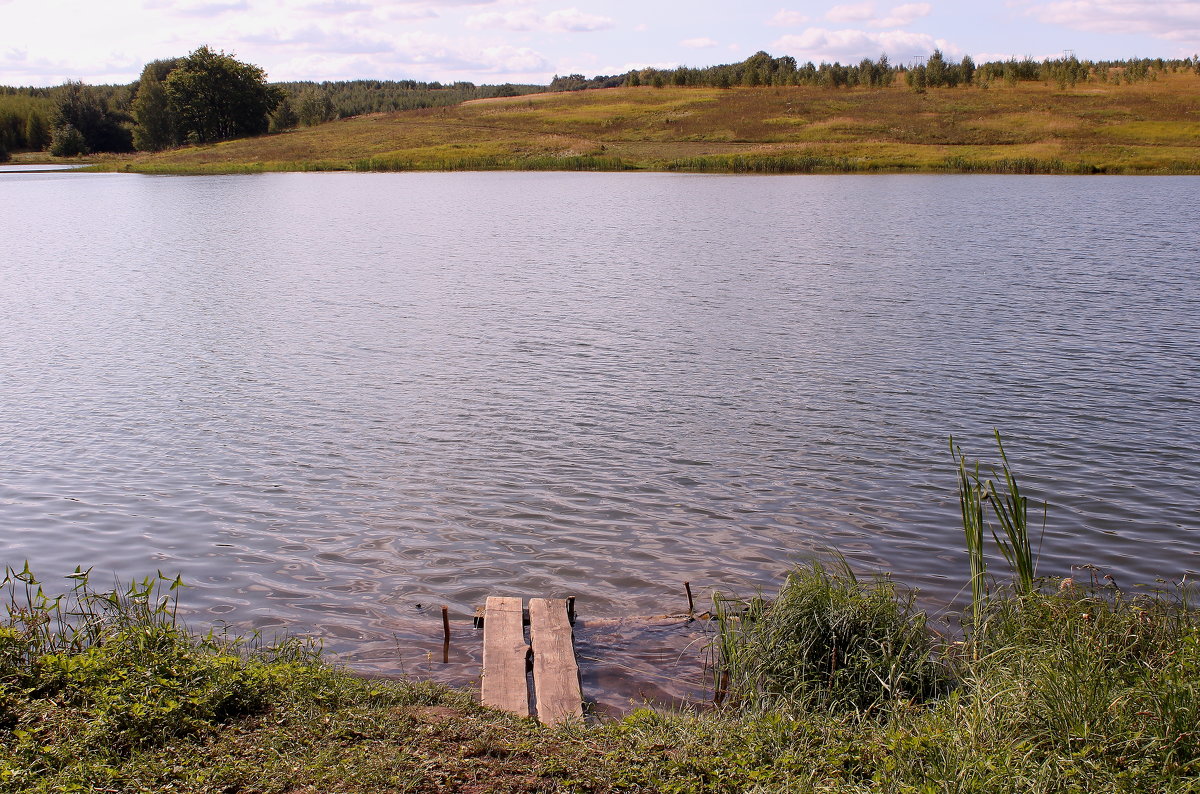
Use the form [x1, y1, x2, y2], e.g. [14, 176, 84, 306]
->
[1020, 0, 1200, 44]
[824, 2, 933, 28]
[143, 0, 248, 16]
[773, 27, 960, 63]
[770, 9, 810, 26]
[466, 7, 614, 33]
[301, 0, 373, 13]
[633, 23, 648, 32]
[241, 26, 394, 54]
[681, 37, 719, 48]
[826, 2, 876, 23]
[871, 3, 932, 28]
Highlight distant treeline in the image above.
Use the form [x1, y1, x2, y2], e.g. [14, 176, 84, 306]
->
[3, 49, 1199, 160]
[1, 83, 135, 159]
[0, 75, 542, 157]
[268, 80, 543, 130]
[0, 93, 54, 159]
[551, 50, 1200, 91]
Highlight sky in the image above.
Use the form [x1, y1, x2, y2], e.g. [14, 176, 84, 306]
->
[3, 0, 1199, 87]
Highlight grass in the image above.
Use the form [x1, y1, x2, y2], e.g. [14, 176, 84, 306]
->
[3, 439, 1198, 791]
[74, 74, 1200, 175]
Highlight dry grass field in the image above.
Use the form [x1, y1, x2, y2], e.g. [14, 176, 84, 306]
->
[92, 71, 1200, 174]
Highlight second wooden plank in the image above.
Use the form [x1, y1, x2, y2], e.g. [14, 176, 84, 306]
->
[529, 597, 583, 725]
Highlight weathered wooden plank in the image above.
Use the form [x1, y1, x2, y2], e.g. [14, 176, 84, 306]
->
[481, 596, 530, 717]
[529, 597, 584, 725]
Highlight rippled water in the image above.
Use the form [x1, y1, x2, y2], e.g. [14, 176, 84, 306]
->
[2, 171, 1197, 707]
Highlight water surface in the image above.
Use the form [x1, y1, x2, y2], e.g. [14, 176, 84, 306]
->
[2, 171, 1197, 706]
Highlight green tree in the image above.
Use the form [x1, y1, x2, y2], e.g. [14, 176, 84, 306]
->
[25, 111, 49, 150]
[268, 95, 298, 132]
[51, 81, 132, 152]
[132, 59, 181, 151]
[959, 55, 976, 85]
[49, 123, 88, 156]
[296, 88, 336, 127]
[164, 46, 282, 143]
[926, 49, 953, 87]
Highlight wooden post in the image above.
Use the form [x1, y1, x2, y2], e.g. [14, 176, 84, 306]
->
[684, 581, 695, 614]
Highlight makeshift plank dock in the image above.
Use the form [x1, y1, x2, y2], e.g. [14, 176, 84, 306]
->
[478, 596, 583, 725]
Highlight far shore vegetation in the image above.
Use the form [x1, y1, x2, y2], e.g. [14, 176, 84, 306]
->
[3, 49, 1200, 174]
[2, 436, 1198, 792]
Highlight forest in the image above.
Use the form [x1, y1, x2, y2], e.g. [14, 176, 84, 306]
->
[2, 48, 1198, 161]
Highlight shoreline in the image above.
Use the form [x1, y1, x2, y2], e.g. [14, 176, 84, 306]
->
[3, 561, 1196, 792]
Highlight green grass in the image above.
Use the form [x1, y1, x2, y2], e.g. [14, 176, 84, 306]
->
[3, 440, 1198, 792]
[711, 557, 948, 716]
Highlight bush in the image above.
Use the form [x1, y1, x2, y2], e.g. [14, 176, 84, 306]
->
[49, 123, 87, 157]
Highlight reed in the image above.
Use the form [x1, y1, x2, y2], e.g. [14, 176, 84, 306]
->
[953, 438, 989, 631]
[0, 563, 183, 662]
[953, 430, 1045, 639]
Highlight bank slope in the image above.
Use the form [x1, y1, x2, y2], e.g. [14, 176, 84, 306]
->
[96, 73, 1200, 174]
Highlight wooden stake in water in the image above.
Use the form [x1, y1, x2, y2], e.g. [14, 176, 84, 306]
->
[684, 581, 695, 614]
[441, 605, 451, 663]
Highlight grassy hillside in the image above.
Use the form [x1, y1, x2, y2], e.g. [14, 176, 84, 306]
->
[90, 72, 1200, 174]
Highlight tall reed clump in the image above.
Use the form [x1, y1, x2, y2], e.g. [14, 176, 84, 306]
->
[953, 430, 1043, 630]
[711, 556, 949, 716]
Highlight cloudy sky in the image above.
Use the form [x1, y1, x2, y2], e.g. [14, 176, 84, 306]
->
[3, 0, 1198, 87]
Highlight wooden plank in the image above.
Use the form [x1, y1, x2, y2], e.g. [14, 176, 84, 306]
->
[481, 596, 530, 717]
[529, 597, 584, 725]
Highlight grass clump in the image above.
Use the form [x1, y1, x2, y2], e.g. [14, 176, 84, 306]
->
[713, 558, 948, 716]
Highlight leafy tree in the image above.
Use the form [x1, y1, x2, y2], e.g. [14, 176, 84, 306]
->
[132, 59, 181, 151]
[25, 111, 49, 149]
[51, 81, 132, 152]
[296, 88, 336, 127]
[268, 95, 298, 132]
[49, 123, 88, 156]
[164, 46, 282, 143]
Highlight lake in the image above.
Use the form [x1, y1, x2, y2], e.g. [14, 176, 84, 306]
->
[2, 170, 1197, 706]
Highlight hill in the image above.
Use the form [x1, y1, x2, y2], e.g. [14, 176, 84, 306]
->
[94, 72, 1200, 174]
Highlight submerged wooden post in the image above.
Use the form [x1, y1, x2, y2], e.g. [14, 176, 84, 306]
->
[528, 597, 584, 725]
[481, 596, 530, 717]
